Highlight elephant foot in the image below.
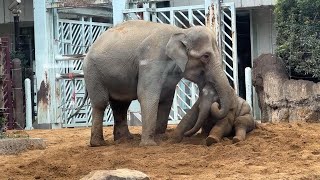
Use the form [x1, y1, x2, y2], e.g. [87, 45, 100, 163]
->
[155, 129, 166, 135]
[90, 137, 108, 147]
[114, 130, 134, 142]
[232, 136, 244, 143]
[139, 138, 158, 146]
[205, 135, 220, 146]
[168, 130, 183, 144]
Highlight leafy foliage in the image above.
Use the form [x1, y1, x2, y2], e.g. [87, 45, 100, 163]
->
[275, 0, 320, 79]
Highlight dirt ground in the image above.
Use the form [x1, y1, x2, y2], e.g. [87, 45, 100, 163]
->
[1, 122, 320, 180]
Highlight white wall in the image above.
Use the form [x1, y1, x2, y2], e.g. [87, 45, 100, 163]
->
[251, 7, 276, 59]
[0, 0, 34, 24]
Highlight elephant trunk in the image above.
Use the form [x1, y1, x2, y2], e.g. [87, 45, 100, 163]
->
[184, 49, 232, 137]
[205, 48, 232, 120]
[184, 105, 210, 136]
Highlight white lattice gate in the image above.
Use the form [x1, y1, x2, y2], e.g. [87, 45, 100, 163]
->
[55, 16, 113, 127]
[123, 4, 207, 124]
[216, 2, 239, 93]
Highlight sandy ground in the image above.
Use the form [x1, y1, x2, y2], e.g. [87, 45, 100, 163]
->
[1, 122, 320, 180]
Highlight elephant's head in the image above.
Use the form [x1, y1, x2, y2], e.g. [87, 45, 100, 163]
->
[184, 83, 219, 137]
[166, 26, 232, 121]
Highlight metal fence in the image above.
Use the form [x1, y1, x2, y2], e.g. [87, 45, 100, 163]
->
[55, 2, 239, 127]
[0, 37, 14, 129]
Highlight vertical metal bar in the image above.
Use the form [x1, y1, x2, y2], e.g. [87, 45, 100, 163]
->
[113, 0, 126, 25]
[188, 8, 193, 26]
[190, 82, 196, 105]
[170, 9, 174, 25]
[143, 3, 150, 21]
[89, 17, 93, 45]
[173, 91, 178, 121]
[81, 16, 85, 54]
[205, 0, 212, 15]
[151, 2, 157, 22]
[230, 3, 239, 94]
[14, 15, 20, 51]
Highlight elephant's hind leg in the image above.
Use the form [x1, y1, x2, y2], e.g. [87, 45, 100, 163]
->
[91, 106, 108, 147]
[110, 100, 133, 142]
[233, 114, 254, 143]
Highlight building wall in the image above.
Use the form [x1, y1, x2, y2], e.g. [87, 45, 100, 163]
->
[170, 0, 276, 7]
[224, 0, 276, 8]
[0, 0, 34, 24]
[251, 7, 276, 59]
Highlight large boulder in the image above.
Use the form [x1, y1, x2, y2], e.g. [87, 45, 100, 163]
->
[0, 138, 46, 155]
[252, 54, 320, 122]
[81, 169, 150, 180]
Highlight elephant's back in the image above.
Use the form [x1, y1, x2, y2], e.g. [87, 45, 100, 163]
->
[84, 20, 180, 77]
[87, 20, 180, 59]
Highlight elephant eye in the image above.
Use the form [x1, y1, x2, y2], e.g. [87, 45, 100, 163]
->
[201, 54, 210, 63]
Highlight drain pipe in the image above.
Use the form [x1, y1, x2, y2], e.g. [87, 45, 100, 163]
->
[25, 78, 33, 130]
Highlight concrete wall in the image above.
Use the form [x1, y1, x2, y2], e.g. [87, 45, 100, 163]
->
[0, 0, 34, 24]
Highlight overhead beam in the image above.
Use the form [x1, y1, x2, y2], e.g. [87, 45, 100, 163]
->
[57, 7, 113, 18]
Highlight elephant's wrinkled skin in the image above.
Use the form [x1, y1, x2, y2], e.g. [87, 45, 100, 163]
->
[83, 20, 232, 146]
[174, 83, 255, 145]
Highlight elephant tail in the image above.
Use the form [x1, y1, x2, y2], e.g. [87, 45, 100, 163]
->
[67, 90, 88, 120]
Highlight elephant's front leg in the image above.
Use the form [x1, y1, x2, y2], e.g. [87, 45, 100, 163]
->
[156, 88, 176, 134]
[170, 99, 200, 143]
[138, 62, 167, 146]
[206, 118, 232, 146]
[139, 93, 161, 146]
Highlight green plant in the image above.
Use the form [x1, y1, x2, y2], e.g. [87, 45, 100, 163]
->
[0, 117, 5, 127]
[0, 117, 6, 138]
[275, 0, 320, 79]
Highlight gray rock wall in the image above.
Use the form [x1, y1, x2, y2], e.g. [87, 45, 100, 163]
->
[252, 54, 320, 122]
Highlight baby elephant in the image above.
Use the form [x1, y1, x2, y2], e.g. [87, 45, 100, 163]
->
[184, 83, 256, 146]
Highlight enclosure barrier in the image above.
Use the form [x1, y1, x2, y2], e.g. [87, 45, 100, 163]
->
[53, 1, 239, 127]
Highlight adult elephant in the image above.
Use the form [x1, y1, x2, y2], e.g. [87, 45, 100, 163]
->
[82, 20, 232, 146]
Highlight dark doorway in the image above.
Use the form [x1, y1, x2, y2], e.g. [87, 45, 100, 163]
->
[236, 11, 252, 99]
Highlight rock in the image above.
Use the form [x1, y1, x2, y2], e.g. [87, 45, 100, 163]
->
[81, 169, 150, 180]
[252, 54, 320, 122]
[0, 138, 46, 155]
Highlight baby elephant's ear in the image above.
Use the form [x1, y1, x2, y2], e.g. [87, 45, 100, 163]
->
[165, 33, 188, 72]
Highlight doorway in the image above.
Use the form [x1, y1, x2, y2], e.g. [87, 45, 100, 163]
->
[236, 11, 252, 99]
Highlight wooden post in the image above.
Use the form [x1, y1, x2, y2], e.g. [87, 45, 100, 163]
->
[12, 58, 24, 129]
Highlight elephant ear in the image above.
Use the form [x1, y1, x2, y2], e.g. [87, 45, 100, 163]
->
[165, 33, 188, 72]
